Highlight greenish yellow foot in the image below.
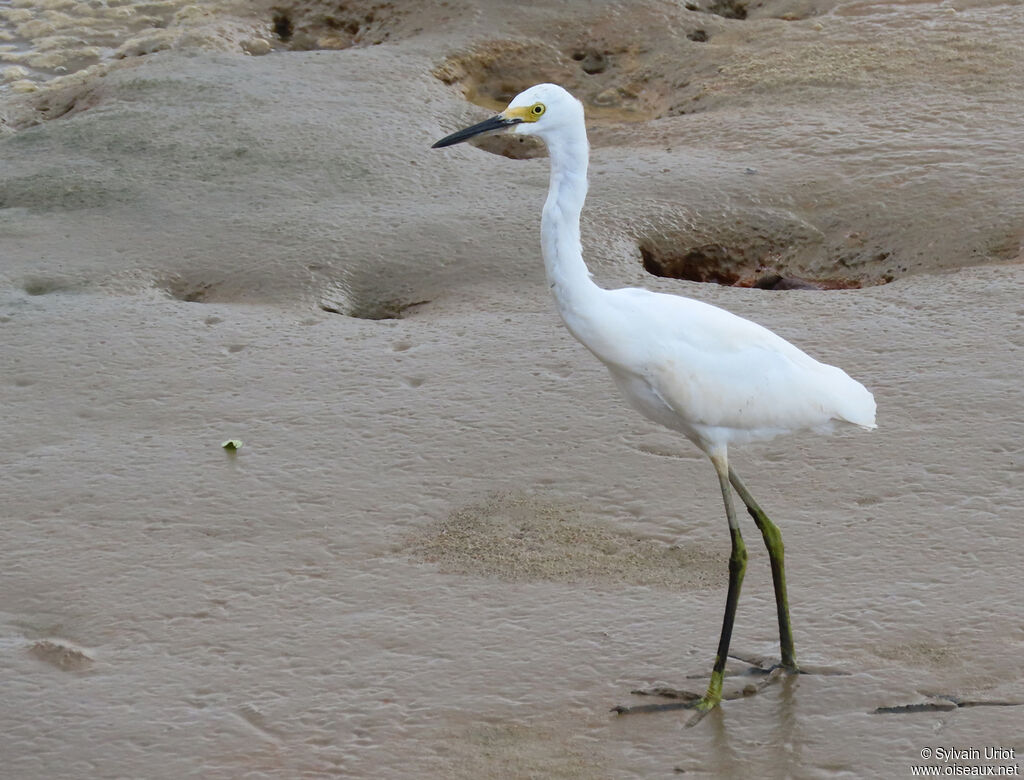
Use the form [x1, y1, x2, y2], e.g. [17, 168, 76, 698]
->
[611, 669, 724, 722]
[611, 662, 802, 720]
[682, 669, 724, 725]
[696, 669, 724, 711]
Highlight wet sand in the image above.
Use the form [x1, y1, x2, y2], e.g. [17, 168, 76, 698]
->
[2, 1, 1023, 777]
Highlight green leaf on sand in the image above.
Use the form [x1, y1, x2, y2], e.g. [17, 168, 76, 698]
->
[221, 439, 243, 450]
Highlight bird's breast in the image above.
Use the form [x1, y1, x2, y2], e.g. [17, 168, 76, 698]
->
[605, 365, 699, 437]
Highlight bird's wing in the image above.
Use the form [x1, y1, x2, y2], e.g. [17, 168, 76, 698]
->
[601, 288, 875, 433]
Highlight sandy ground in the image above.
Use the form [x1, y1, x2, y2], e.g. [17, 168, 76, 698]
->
[1, 1, 1023, 777]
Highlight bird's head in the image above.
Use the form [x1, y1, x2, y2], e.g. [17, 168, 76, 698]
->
[432, 83, 584, 149]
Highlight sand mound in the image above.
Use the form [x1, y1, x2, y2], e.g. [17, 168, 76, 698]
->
[407, 492, 726, 589]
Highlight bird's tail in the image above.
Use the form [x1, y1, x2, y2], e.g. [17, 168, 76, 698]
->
[837, 376, 877, 430]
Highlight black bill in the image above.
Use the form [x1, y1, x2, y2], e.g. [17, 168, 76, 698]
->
[432, 115, 521, 148]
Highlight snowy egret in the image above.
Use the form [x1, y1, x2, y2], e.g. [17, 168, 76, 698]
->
[433, 84, 876, 718]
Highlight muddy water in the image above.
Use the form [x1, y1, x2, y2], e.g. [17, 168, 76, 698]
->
[1, 1, 1023, 778]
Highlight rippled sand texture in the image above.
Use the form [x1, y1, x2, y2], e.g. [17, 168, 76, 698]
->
[1, 0, 1023, 777]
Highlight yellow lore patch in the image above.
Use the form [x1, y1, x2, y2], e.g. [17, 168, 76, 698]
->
[503, 102, 546, 122]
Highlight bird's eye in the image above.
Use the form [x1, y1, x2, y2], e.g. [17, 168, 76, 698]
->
[532, 103, 545, 115]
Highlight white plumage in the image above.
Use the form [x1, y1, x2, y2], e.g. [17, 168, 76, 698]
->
[434, 83, 876, 720]
[567, 285, 875, 451]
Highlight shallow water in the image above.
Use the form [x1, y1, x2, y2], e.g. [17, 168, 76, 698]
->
[1, 1, 1022, 777]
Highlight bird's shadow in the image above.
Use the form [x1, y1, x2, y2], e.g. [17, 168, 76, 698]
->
[613, 651, 1024, 725]
[611, 651, 832, 726]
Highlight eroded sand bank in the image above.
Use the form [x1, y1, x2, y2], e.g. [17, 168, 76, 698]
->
[1, 1, 1022, 777]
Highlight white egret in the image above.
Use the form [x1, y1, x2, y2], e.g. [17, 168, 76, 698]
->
[433, 84, 876, 718]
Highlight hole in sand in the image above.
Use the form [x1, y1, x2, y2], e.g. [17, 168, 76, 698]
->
[433, 40, 673, 125]
[687, 0, 749, 19]
[317, 278, 431, 320]
[269, 1, 407, 51]
[574, 49, 608, 75]
[157, 276, 220, 303]
[433, 0, 776, 134]
[22, 277, 78, 296]
[271, 11, 294, 41]
[638, 238, 881, 290]
[320, 298, 429, 320]
[166, 284, 212, 303]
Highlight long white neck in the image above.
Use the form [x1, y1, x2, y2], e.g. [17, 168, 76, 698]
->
[540, 123, 601, 323]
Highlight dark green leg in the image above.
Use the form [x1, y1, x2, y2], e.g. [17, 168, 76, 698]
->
[728, 468, 797, 671]
[697, 456, 748, 711]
